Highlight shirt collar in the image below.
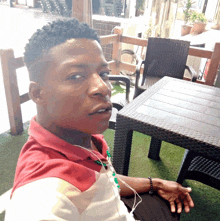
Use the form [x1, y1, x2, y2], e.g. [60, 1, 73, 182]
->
[28, 117, 108, 162]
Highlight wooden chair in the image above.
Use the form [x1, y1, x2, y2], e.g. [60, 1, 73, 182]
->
[1, 49, 29, 135]
[108, 75, 130, 130]
[1, 49, 130, 135]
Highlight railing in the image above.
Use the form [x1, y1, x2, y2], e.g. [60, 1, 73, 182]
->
[1, 29, 220, 135]
[100, 27, 220, 86]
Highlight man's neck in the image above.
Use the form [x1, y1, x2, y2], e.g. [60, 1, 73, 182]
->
[59, 129, 92, 149]
[36, 116, 93, 150]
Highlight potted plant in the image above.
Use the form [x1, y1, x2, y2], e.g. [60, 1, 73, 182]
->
[181, 0, 194, 36]
[190, 11, 207, 34]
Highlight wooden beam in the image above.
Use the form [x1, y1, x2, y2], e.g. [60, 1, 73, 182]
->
[111, 27, 123, 75]
[107, 60, 117, 70]
[188, 47, 213, 59]
[72, 0, 93, 27]
[12, 57, 25, 69]
[120, 36, 213, 58]
[100, 33, 219, 84]
[119, 61, 205, 84]
[1, 49, 23, 135]
[205, 42, 220, 86]
[100, 34, 118, 46]
[72, 0, 83, 22]
[119, 61, 144, 74]
[101, 35, 214, 60]
[121, 35, 148, 46]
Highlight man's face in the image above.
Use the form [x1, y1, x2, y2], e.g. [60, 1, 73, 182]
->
[41, 39, 112, 134]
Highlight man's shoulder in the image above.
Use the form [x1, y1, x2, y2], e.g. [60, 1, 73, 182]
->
[6, 175, 133, 221]
[6, 177, 81, 221]
[11, 137, 97, 197]
[13, 177, 81, 197]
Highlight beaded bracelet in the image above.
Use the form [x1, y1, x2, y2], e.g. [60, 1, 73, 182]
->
[148, 177, 153, 195]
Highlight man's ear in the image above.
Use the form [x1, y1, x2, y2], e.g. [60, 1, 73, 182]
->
[29, 81, 46, 105]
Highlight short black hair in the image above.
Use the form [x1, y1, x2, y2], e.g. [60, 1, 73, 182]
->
[24, 18, 100, 82]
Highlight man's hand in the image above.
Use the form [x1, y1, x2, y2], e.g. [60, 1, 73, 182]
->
[155, 179, 194, 214]
[117, 175, 194, 214]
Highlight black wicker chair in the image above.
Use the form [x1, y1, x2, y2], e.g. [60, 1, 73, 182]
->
[177, 149, 220, 190]
[133, 37, 198, 161]
[108, 75, 130, 130]
[133, 37, 198, 99]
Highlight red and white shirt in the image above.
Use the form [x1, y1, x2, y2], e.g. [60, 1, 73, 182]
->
[5, 118, 136, 221]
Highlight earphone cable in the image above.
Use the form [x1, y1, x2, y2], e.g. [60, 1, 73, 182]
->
[74, 144, 123, 218]
[76, 144, 143, 217]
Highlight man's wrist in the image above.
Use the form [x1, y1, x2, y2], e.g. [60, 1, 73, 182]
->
[148, 177, 153, 194]
[151, 178, 163, 191]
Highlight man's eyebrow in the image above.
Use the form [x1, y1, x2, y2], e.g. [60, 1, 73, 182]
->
[61, 61, 109, 69]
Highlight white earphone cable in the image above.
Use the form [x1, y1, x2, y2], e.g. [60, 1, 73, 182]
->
[75, 144, 142, 219]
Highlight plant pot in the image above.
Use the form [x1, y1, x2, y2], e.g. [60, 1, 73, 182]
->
[191, 22, 207, 34]
[181, 25, 193, 36]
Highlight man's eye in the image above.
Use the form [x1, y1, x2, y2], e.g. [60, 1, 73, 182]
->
[68, 74, 83, 80]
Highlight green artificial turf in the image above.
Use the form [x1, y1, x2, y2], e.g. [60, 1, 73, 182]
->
[0, 123, 29, 220]
[0, 129, 29, 196]
[111, 84, 126, 97]
[103, 129, 220, 221]
[0, 123, 219, 220]
[0, 211, 5, 221]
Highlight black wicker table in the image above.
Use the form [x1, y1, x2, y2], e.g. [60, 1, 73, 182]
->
[112, 76, 220, 175]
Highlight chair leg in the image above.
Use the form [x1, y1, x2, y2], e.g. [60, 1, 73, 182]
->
[177, 149, 196, 184]
[148, 137, 162, 160]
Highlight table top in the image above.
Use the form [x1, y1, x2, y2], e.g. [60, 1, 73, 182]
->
[118, 77, 220, 154]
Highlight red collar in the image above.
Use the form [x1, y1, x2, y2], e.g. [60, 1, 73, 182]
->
[28, 117, 108, 162]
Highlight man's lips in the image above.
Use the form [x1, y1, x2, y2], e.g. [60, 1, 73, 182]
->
[89, 103, 113, 115]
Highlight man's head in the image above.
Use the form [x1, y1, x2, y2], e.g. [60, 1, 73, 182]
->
[24, 18, 100, 84]
[26, 18, 112, 135]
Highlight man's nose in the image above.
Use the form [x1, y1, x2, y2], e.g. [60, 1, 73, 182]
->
[88, 73, 111, 98]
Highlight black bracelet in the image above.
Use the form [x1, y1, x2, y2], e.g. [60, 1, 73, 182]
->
[148, 177, 153, 195]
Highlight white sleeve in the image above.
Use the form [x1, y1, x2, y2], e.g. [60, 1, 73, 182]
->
[4, 188, 80, 221]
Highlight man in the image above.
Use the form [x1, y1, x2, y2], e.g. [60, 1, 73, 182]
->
[5, 18, 194, 220]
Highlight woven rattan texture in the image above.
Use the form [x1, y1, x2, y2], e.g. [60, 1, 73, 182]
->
[143, 38, 190, 79]
[186, 155, 220, 189]
[113, 77, 220, 175]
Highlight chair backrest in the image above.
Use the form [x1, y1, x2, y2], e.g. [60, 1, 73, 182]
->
[1, 49, 30, 135]
[141, 37, 190, 85]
